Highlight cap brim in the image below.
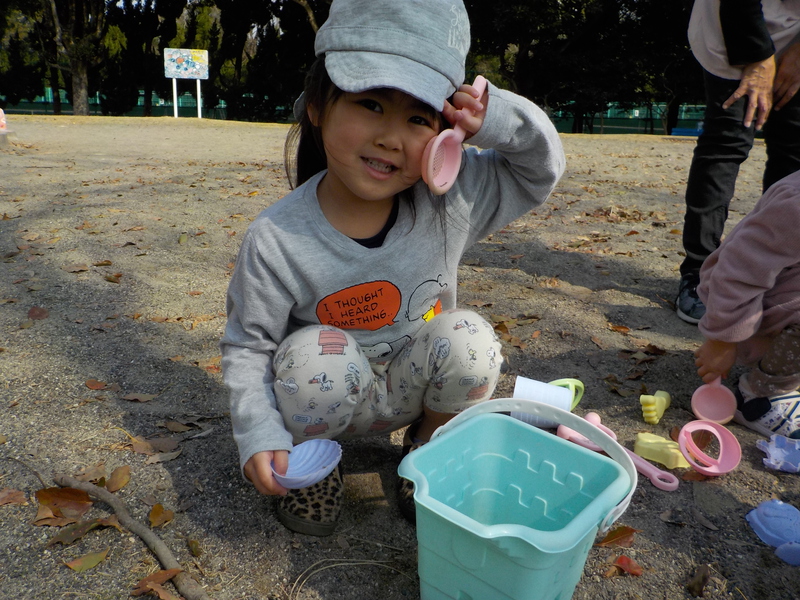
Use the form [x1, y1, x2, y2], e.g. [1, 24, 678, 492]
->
[325, 51, 456, 112]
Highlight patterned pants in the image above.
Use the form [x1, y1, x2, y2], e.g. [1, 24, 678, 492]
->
[748, 324, 800, 397]
[272, 309, 502, 443]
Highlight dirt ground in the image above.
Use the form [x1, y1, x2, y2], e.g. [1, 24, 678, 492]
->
[1, 115, 799, 600]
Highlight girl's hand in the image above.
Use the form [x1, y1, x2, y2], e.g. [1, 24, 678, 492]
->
[244, 450, 289, 496]
[694, 339, 738, 384]
[442, 79, 488, 139]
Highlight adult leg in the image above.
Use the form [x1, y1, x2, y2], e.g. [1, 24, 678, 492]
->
[681, 70, 756, 276]
[762, 90, 800, 191]
[677, 70, 756, 323]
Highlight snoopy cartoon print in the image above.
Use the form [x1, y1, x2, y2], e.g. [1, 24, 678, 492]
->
[309, 372, 334, 392]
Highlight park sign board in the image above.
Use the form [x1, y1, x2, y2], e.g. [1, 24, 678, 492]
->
[164, 49, 209, 80]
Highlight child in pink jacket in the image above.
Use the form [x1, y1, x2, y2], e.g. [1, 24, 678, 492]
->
[695, 170, 800, 439]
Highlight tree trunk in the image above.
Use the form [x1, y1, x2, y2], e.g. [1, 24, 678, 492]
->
[71, 60, 90, 115]
[49, 65, 62, 115]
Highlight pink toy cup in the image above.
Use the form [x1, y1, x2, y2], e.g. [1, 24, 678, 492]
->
[691, 377, 737, 424]
[678, 420, 741, 476]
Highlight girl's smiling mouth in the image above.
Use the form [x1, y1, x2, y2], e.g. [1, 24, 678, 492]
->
[363, 157, 396, 175]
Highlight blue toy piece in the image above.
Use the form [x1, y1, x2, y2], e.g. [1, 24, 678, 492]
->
[746, 499, 800, 566]
[756, 434, 800, 473]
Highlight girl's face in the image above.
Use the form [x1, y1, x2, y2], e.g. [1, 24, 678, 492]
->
[314, 88, 441, 207]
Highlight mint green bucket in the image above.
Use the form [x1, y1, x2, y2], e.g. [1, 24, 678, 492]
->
[398, 398, 636, 600]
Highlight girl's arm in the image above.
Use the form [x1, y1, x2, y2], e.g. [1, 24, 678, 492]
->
[451, 80, 566, 245]
[221, 226, 296, 488]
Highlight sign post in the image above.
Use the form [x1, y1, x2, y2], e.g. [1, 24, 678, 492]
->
[164, 49, 209, 119]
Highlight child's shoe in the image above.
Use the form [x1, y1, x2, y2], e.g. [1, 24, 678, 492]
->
[276, 464, 343, 536]
[396, 423, 424, 524]
[734, 378, 800, 440]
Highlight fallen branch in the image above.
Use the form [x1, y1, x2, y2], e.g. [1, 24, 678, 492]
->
[53, 474, 209, 600]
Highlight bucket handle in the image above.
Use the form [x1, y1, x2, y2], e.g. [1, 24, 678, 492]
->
[432, 398, 637, 533]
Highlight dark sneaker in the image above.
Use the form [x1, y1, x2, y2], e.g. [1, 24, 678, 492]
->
[676, 273, 705, 324]
[276, 464, 343, 536]
[734, 383, 800, 440]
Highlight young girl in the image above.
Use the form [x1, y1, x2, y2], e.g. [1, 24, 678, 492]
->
[220, 0, 565, 536]
[694, 169, 800, 440]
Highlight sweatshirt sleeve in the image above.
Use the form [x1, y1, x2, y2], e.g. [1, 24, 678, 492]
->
[456, 82, 566, 245]
[720, 0, 775, 66]
[698, 178, 800, 343]
[220, 225, 295, 473]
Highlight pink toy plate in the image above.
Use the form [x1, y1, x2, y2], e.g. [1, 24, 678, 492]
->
[678, 420, 741, 476]
[691, 377, 737, 424]
[557, 412, 679, 491]
[421, 75, 487, 195]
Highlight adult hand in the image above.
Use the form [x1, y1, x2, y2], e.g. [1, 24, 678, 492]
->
[442, 79, 488, 140]
[774, 43, 800, 110]
[723, 55, 776, 130]
[243, 450, 289, 496]
[694, 338, 738, 383]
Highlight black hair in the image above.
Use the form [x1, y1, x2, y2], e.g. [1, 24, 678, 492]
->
[283, 56, 464, 255]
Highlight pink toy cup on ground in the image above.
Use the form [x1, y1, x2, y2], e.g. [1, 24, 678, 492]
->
[691, 377, 737, 424]
[678, 420, 741, 476]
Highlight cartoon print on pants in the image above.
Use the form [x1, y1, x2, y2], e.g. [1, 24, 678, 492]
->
[344, 362, 361, 395]
[276, 377, 299, 395]
[303, 418, 329, 436]
[318, 329, 348, 355]
[487, 346, 498, 369]
[454, 318, 479, 335]
[309, 372, 334, 391]
[362, 335, 411, 360]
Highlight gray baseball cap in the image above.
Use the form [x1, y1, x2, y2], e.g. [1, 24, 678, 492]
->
[314, 0, 471, 112]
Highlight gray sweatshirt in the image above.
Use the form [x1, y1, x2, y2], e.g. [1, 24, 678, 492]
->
[220, 83, 566, 471]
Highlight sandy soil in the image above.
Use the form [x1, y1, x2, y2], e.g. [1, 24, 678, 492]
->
[1, 115, 799, 600]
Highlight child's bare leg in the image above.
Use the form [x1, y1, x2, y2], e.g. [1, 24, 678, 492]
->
[415, 405, 455, 442]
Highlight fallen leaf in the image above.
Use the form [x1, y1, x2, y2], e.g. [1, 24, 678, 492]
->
[0, 488, 27, 506]
[106, 466, 130, 493]
[85, 379, 107, 390]
[148, 436, 180, 453]
[132, 569, 183, 596]
[596, 525, 641, 548]
[28, 306, 49, 320]
[145, 449, 182, 464]
[32, 504, 76, 527]
[687, 564, 711, 597]
[35, 488, 93, 520]
[74, 464, 106, 483]
[105, 273, 122, 283]
[47, 520, 101, 546]
[178, 233, 188, 245]
[64, 548, 109, 572]
[61, 263, 89, 273]
[163, 421, 193, 433]
[691, 508, 718, 531]
[144, 583, 182, 600]
[187, 539, 203, 557]
[149, 504, 174, 528]
[681, 470, 709, 482]
[612, 554, 643, 576]
[130, 436, 156, 455]
[122, 393, 157, 403]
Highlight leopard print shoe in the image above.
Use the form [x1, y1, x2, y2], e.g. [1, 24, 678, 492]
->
[276, 464, 344, 536]
[397, 425, 424, 525]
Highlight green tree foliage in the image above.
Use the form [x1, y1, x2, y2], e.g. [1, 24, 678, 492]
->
[0, 9, 45, 107]
[466, 0, 703, 133]
[1, 0, 704, 128]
